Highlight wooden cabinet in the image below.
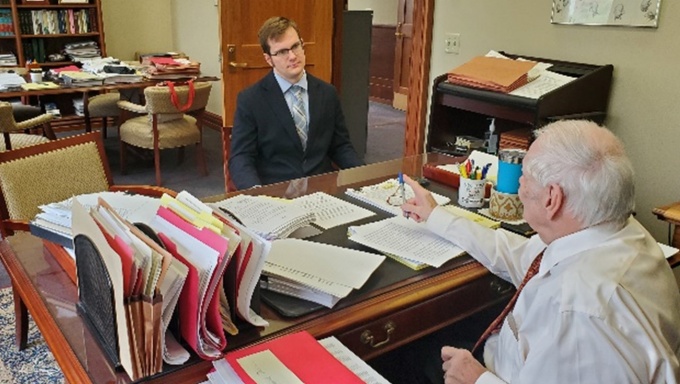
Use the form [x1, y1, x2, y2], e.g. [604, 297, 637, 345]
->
[427, 53, 613, 154]
[0, 0, 105, 68]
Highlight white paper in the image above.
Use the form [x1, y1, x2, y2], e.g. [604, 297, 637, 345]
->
[510, 70, 576, 99]
[265, 238, 385, 290]
[349, 216, 465, 268]
[319, 336, 391, 384]
[293, 192, 376, 229]
[237, 350, 304, 384]
[658, 242, 679, 259]
[346, 178, 450, 216]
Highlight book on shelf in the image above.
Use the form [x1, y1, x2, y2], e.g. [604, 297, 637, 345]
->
[209, 331, 387, 384]
[345, 177, 450, 216]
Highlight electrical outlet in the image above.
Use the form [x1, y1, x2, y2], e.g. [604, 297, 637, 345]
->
[445, 33, 460, 54]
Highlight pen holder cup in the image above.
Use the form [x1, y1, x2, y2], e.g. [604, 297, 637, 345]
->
[458, 177, 487, 208]
[496, 149, 526, 194]
[29, 70, 43, 83]
[489, 187, 523, 221]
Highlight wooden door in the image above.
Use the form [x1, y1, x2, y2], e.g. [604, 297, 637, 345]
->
[219, 0, 333, 128]
[392, 0, 413, 111]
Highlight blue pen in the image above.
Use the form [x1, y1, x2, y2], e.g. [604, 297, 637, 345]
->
[399, 172, 411, 219]
[481, 163, 492, 180]
[398, 172, 406, 203]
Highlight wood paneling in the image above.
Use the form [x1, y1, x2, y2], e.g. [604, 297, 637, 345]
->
[369, 25, 396, 105]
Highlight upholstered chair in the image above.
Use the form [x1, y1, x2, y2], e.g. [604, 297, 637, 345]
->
[84, 92, 121, 137]
[117, 81, 211, 186]
[0, 101, 55, 151]
[0, 132, 174, 350]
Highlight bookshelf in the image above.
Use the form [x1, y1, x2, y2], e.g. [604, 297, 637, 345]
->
[0, 0, 105, 67]
[427, 53, 613, 155]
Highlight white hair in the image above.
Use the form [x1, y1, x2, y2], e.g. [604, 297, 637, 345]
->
[522, 120, 635, 228]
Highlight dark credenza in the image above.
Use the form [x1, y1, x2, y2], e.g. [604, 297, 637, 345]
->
[427, 53, 614, 154]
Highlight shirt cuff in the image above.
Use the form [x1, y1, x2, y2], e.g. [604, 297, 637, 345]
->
[476, 371, 507, 384]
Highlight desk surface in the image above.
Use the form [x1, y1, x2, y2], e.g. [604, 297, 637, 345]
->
[0, 76, 219, 99]
[0, 153, 512, 383]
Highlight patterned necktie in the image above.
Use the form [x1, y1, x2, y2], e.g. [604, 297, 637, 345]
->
[472, 251, 544, 354]
[289, 85, 308, 150]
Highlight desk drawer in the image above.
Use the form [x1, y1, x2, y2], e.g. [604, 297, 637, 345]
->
[336, 274, 512, 360]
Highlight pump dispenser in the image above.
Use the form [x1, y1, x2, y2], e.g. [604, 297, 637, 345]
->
[486, 118, 498, 155]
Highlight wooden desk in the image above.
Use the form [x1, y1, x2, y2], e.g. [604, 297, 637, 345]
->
[0, 153, 512, 383]
[0, 76, 219, 132]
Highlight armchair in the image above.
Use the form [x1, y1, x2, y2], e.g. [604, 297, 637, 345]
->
[0, 101, 56, 151]
[0, 132, 174, 350]
[117, 81, 212, 186]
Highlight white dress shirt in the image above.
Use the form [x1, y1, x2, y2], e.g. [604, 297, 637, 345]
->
[427, 207, 680, 383]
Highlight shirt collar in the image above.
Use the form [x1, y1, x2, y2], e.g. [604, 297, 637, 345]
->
[273, 71, 308, 93]
[541, 220, 624, 274]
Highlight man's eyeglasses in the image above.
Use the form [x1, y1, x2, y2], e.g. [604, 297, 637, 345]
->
[270, 40, 304, 57]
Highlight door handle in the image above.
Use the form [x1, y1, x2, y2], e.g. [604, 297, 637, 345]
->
[226, 44, 247, 71]
[395, 22, 403, 38]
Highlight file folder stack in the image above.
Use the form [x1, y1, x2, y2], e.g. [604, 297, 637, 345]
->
[447, 56, 536, 93]
[73, 198, 183, 379]
[69, 190, 274, 380]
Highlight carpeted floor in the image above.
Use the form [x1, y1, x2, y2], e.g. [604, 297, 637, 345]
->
[0, 288, 65, 383]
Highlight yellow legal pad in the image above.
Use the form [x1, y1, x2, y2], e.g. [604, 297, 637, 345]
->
[443, 205, 501, 229]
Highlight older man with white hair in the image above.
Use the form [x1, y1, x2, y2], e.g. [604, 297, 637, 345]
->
[400, 120, 680, 384]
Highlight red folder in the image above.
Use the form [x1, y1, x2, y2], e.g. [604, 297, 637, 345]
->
[156, 207, 230, 351]
[225, 331, 363, 383]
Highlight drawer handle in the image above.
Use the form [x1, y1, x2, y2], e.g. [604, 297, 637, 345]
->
[360, 321, 396, 348]
[490, 279, 513, 295]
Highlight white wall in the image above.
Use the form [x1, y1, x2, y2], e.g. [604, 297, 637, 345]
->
[101, 0, 173, 61]
[429, 0, 680, 242]
[101, 0, 222, 114]
[171, 0, 222, 114]
[348, 0, 398, 25]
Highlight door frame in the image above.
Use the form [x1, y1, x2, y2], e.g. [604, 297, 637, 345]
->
[333, 0, 433, 157]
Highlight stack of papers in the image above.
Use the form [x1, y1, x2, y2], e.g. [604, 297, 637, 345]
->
[345, 177, 450, 216]
[0, 72, 25, 92]
[59, 70, 104, 86]
[261, 238, 385, 308]
[348, 216, 466, 270]
[30, 191, 161, 250]
[210, 195, 316, 240]
[209, 331, 389, 384]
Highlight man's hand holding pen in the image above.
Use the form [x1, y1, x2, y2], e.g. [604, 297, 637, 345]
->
[400, 174, 437, 223]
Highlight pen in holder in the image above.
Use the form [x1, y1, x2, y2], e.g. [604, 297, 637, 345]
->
[457, 160, 491, 208]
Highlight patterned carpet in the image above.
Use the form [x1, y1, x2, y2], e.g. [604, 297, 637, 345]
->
[0, 288, 64, 384]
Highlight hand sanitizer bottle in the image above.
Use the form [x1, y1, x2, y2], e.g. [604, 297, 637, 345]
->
[487, 118, 498, 155]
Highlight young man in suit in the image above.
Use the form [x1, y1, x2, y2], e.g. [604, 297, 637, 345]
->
[229, 16, 364, 190]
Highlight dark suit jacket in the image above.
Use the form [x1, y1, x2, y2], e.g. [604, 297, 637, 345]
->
[229, 72, 364, 189]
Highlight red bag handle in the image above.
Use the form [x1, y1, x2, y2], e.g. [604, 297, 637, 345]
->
[166, 79, 195, 112]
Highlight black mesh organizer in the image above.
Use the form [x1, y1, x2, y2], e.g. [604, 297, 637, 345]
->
[74, 234, 122, 368]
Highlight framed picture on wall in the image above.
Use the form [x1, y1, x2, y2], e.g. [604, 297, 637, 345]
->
[551, 0, 661, 28]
